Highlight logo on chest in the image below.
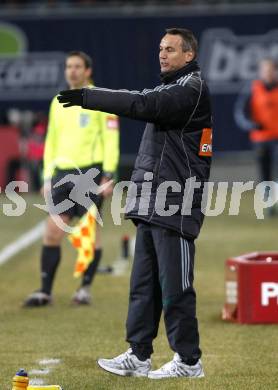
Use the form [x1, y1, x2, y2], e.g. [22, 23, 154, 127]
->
[199, 128, 212, 156]
[79, 113, 90, 127]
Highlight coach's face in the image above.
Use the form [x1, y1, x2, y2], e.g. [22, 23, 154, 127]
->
[65, 56, 91, 89]
[159, 34, 194, 73]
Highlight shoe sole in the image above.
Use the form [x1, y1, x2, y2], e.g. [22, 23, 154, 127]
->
[22, 300, 52, 308]
[148, 372, 205, 379]
[97, 360, 149, 377]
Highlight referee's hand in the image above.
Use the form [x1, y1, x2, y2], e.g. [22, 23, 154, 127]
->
[57, 89, 83, 107]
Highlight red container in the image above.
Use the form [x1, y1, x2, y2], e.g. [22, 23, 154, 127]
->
[222, 252, 278, 324]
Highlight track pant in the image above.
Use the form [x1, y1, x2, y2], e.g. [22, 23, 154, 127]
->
[126, 221, 201, 363]
[254, 140, 278, 182]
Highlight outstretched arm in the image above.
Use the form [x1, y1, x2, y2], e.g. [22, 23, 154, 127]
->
[58, 77, 202, 127]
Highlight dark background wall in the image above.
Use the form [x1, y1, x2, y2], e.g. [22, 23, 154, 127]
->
[0, 7, 277, 158]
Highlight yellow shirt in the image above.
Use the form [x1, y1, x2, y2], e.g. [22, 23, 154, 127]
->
[43, 88, 119, 180]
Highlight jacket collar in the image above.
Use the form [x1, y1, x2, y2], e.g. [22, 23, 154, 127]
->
[160, 60, 200, 84]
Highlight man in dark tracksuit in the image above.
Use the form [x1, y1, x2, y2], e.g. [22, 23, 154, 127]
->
[58, 28, 212, 379]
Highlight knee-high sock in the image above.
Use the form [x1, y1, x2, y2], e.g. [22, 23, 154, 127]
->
[41, 245, 61, 295]
[81, 248, 102, 287]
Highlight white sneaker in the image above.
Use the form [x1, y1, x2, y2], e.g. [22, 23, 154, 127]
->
[98, 348, 151, 377]
[148, 353, 204, 379]
[23, 290, 52, 307]
[72, 286, 91, 305]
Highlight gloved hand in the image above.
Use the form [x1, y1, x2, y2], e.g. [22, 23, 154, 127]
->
[57, 89, 84, 107]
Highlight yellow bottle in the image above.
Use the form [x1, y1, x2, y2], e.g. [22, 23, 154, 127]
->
[12, 369, 29, 390]
[27, 387, 63, 390]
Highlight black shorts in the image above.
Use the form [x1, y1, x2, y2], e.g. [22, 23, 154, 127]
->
[49, 164, 103, 219]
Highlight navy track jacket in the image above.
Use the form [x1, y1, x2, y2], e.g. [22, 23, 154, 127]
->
[82, 61, 212, 239]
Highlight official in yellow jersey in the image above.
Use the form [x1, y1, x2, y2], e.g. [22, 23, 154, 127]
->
[24, 51, 119, 306]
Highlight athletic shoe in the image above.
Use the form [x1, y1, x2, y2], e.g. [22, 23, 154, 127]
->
[71, 286, 91, 305]
[23, 290, 52, 307]
[98, 348, 151, 377]
[148, 353, 204, 379]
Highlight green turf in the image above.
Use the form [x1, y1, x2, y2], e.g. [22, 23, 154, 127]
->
[0, 192, 277, 389]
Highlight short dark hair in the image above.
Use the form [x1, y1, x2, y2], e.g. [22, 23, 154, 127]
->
[166, 28, 198, 56]
[66, 51, 93, 69]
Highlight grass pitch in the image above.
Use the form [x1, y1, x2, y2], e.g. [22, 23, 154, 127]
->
[0, 192, 277, 390]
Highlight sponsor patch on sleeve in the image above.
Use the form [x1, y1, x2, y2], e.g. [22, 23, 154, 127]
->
[106, 115, 119, 130]
[199, 128, 212, 156]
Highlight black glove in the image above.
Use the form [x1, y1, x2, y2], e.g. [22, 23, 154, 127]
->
[57, 89, 84, 107]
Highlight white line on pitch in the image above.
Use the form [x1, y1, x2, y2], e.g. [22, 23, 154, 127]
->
[39, 358, 61, 366]
[112, 235, 135, 276]
[112, 257, 129, 276]
[28, 357, 62, 386]
[29, 368, 51, 375]
[0, 221, 45, 266]
[130, 236, 135, 257]
[29, 378, 45, 385]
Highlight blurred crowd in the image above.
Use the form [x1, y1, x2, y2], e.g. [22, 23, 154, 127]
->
[0, 109, 47, 191]
[0, 0, 277, 9]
